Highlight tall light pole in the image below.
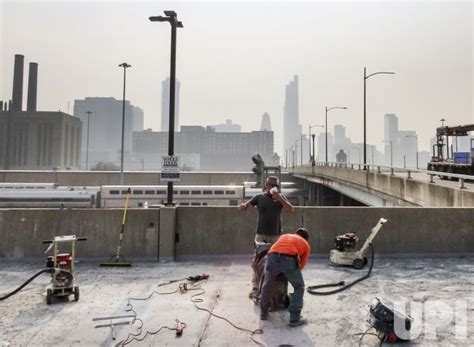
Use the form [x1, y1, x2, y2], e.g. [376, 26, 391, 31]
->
[150, 11, 183, 206]
[118, 63, 131, 185]
[291, 145, 295, 168]
[294, 140, 298, 167]
[406, 135, 419, 169]
[300, 134, 305, 166]
[309, 124, 324, 165]
[364, 67, 395, 168]
[325, 106, 347, 165]
[85, 111, 92, 170]
[383, 140, 393, 166]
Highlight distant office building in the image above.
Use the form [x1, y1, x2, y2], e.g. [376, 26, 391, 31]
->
[317, 132, 333, 162]
[260, 112, 272, 131]
[73, 97, 144, 168]
[161, 78, 181, 132]
[132, 126, 277, 171]
[283, 75, 302, 153]
[0, 54, 82, 170]
[210, 119, 241, 132]
[384, 113, 418, 168]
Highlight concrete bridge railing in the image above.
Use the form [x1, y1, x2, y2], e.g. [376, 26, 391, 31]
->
[291, 164, 474, 207]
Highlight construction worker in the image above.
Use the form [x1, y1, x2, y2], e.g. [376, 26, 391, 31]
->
[239, 176, 295, 298]
[259, 228, 310, 327]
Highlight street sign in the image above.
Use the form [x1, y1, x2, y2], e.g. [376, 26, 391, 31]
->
[161, 155, 180, 182]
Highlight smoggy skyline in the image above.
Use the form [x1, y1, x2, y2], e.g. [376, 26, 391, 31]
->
[1, 1, 472, 156]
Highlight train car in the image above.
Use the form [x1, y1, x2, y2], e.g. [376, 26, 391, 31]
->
[0, 190, 95, 208]
[100, 185, 245, 208]
[0, 183, 58, 190]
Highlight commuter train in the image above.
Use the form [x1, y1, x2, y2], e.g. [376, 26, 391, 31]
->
[0, 183, 58, 190]
[0, 190, 96, 208]
[0, 183, 301, 208]
[100, 185, 245, 207]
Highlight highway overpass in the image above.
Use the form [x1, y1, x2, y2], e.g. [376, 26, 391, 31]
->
[290, 163, 474, 207]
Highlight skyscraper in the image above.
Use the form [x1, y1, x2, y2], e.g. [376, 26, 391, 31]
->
[161, 78, 181, 132]
[283, 75, 302, 153]
[384, 113, 399, 165]
[74, 97, 144, 167]
[260, 112, 272, 131]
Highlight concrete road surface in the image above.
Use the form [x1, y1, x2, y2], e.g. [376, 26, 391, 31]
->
[1, 256, 473, 346]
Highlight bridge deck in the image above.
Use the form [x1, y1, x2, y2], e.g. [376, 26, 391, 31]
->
[1, 256, 473, 346]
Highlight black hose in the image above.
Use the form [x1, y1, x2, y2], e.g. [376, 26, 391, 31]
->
[307, 244, 375, 295]
[0, 268, 72, 301]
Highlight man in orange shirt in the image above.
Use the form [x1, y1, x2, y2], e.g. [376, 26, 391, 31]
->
[259, 228, 310, 327]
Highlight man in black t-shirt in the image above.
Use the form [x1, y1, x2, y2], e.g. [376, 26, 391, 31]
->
[239, 176, 294, 298]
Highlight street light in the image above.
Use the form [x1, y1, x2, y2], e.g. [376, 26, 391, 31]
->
[382, 140, 393, 167]
[118, 62, 131, 186]
[294, 140, 299, 167]
[363, 67, 395, 168]
[85, 111, 92, 170]
[309, 124, 324, 165]
[325, 106, 347, 165]
[150, 11, 183, 206]
[406, 135, 419, 169]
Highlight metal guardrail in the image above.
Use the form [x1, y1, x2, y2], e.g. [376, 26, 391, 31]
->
[290, 162, 473, 190]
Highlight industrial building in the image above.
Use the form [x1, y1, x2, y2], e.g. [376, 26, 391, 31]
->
[0, 54, 82, 170]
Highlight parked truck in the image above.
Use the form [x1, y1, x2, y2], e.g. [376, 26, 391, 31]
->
[427, 124, 474, 178]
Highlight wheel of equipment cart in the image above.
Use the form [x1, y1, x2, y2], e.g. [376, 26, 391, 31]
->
[46, 288, 53, 305]
[353, 258, 365, 270]
[74, 286, 80, 301]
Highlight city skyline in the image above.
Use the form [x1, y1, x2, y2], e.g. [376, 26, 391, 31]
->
[1, 1, 472, 157]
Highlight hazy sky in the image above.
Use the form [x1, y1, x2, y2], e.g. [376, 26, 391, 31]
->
[1, 0, 473, 156]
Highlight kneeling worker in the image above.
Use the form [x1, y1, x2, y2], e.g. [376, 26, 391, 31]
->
[259, 228, 310, 327]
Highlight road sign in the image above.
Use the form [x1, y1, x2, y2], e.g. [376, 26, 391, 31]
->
[161, 155, 180, 182]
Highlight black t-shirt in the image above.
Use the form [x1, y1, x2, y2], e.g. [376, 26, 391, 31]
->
[249, 193, 283, 236]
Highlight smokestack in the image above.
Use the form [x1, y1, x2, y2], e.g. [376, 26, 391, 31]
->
[11, 54, 24, 111]
[27, 62, 38, 111]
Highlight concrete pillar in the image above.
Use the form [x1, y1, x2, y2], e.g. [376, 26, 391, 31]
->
[11, 54, 24, 111]
[0, 101, 3, 111]
[159, 207, 176, 261]
[27, 62, 38, 111]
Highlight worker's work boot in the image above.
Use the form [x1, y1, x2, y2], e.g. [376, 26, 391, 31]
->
[289, 317, 308, 327]
[260, 311, 268, 320]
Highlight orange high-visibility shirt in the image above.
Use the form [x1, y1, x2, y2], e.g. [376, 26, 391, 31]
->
[268, 233, 311, 269]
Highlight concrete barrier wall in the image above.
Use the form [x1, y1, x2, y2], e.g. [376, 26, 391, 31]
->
[175, 207, 474, 257]
[1, 207, 473, 259]
[0, 209, 159, 258]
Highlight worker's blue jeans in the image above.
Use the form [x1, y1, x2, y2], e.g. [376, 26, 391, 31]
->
[260, 253, 305, 322]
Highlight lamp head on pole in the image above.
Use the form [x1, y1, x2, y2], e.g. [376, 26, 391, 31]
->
[149, 11, 184, 27]
[119, 63, 131, 68]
